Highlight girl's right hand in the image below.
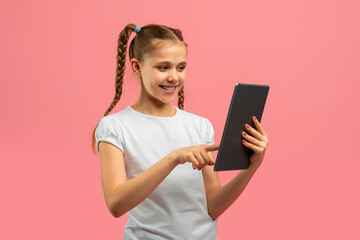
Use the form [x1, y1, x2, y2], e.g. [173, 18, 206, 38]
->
[171, 144, 220, 170]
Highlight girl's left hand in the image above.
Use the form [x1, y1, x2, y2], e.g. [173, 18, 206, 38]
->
[241, 116, 269, 168]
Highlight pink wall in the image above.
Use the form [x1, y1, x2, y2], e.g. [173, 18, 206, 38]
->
[1, 0, 359, 239]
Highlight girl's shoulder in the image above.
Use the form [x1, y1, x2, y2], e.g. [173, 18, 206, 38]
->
[96, 107, 133, 131]
[101, 106, 134, 120]
[177, 108, 214, 128]
[178, 108, 210, 120]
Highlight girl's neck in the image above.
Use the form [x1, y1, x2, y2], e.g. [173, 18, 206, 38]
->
[131, 100, 176, 118]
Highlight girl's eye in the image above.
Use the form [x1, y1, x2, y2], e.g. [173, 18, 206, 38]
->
[157, 66, 186, 71]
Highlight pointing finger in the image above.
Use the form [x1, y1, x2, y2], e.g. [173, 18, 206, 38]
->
[203, 144, 220, 152]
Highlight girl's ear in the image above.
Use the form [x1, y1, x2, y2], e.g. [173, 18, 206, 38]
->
[130, 58, 141, 73]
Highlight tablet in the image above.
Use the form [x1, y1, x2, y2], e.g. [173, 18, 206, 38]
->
[214, 83, 269, 171]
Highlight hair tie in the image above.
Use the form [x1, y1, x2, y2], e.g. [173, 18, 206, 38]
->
[133, 25, 141, 33]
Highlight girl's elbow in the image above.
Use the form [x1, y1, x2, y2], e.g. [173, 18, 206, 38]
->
[208, 211, 219, 221]
[109, 204, 124, 218]
[110, 209, 122, 218]
[107, 198, 124, 218]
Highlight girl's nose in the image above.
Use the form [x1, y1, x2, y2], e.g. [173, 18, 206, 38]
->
[168, 68, 179, 82]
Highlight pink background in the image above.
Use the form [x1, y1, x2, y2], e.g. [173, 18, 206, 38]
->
[1, 0, 359, 239]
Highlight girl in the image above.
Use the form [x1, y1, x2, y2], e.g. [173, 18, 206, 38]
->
[91, 23, 268, 240]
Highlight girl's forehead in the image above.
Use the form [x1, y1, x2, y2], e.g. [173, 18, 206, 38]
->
[149, 41, 187, 63]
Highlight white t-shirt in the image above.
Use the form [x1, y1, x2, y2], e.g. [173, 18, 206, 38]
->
[95, 106, 218, 240]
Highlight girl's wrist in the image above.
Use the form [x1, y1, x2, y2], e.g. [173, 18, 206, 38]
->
[168, 152, 180, 166]
[249, 161, 262, 171]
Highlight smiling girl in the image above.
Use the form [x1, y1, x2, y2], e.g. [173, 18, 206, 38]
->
[91, 23, 268, 240]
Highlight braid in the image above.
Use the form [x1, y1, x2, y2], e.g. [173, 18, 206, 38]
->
[178, 86, 184, 110]
[91, 24, 136, 155]
[104, 25, 134, 116]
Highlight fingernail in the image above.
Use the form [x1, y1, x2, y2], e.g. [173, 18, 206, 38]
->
[242, 131, 246, 136]
[242, 140, 246, 144]
[246, 124, 250, 129]
[253, 116, 257, 121]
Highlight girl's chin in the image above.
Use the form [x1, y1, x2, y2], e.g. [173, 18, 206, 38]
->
[160, 95, 178, 104]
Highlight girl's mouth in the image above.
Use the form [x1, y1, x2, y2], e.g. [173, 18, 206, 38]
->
[160, 85, 176, 90]
[159, 85, 176, 93]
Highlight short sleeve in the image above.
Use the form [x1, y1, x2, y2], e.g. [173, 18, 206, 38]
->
[95, 116, 124, 154]
[204, 118, 215, 145]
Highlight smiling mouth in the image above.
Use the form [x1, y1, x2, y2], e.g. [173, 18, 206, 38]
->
[159, 85, 176, 90]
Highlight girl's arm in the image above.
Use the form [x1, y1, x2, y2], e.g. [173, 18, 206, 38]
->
[202, 160, 261, 220]
[99, 142, 177, 218]
[202, 116, 268, 220]
[98, 142, 218, 218]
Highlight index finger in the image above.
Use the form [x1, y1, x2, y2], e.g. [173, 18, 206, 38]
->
[203, 144, 220, 152]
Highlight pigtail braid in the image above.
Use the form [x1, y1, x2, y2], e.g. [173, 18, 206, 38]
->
[104, 24, 135, 116]
[91, 24, 136, 155]
[177, 86, 184, 110]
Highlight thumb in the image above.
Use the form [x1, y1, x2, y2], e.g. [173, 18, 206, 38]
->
[203, 144, 220, 152]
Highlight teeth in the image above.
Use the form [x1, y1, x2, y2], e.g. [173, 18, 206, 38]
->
[163, 86, 175, 90]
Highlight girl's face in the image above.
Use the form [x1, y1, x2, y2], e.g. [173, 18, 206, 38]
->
[135, 40, 187, 105]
